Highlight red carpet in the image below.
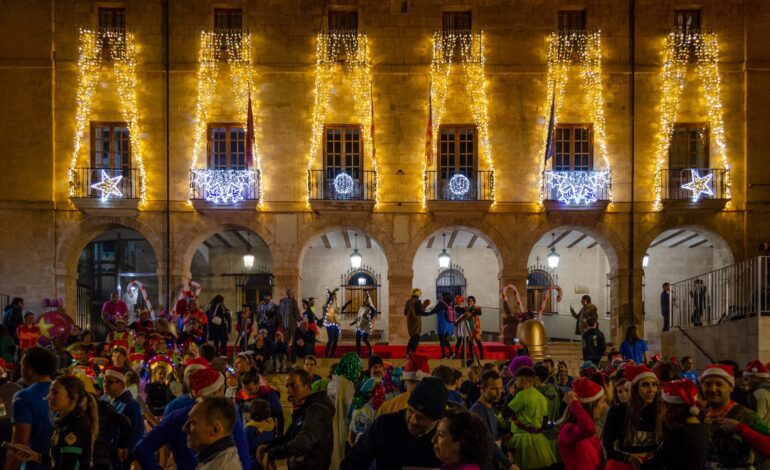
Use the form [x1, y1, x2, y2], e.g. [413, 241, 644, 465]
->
[312, 342, 519, 360]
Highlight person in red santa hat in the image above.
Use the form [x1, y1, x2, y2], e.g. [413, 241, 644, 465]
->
[102, 364, 145, 457]
[743, 360, 770, 423]
[377, 352, 431, 417]
[701, 363, 770, 469]
[558, 377, 606, 470]
[638, 379, 707, 469]
[602, 364, 661, 470]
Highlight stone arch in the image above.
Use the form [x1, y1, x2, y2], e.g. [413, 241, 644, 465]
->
[294, 220, 396, 272]
[176, 220, 275, 279]
[57, 216, 163, 276]
[408, 221, 509, 274]
[521, 222, 623, 275]
[637, 221, 739, 268]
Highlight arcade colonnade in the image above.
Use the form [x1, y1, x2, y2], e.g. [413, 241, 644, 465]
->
[54, 208, 743, 344]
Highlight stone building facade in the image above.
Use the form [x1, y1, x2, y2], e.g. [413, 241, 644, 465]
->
[0, 0, 768, 344]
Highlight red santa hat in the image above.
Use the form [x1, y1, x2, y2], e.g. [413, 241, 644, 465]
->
[111, 339, 130, 352]
[625, 364, 657, 385]
[103, 365, 127, 383]
[743, 360, 770, 379]
[571, 378, 604, 403]
[189, 367, 224, 397]
[662, 379, 701, 416]
[402, 353, 431, 381]
[183, 357, 210, 383]
[700, 364, 735, 387]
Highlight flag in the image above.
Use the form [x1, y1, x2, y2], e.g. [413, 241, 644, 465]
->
[370, 83, 375, 160]
[245, 91, 255, 168]
[425, 88, 433, 167]
[544, 89, 556, 163]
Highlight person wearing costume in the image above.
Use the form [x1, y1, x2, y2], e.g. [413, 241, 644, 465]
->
[507, 366, 557, 469]
[404, 289, 431, 355]
[351, 291, 377, 358]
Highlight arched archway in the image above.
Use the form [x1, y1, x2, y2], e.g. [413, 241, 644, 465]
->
[412, 227, 503, 338]
[76, 227, 158, 339]
[299, 228, 389, 341]
[526, 227, 618, 340]
[642, 225, 735, 346]
[189, 228, 274, 311]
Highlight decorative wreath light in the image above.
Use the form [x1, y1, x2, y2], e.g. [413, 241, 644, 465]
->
[333, 173, 355, 195]
[448, 174, 471, 197]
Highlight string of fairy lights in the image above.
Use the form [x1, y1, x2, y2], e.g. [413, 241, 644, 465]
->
[425, 29, 494, 206]
[189, 30, 261, 204]
[652, 30, 730, 207]
[539, 30, 611, 205]
[68, 28, 147, 206]
[308, 30, 377, 205]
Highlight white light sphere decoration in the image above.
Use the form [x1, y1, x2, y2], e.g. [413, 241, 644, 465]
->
[333, 173, 355, 195]
[448, 174, 471, 196]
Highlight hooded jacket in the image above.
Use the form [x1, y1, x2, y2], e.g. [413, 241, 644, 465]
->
[265, 391, 335, 470]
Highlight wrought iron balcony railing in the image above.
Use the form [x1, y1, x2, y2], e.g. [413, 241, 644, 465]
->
[308, 170, 376, 201]
[659, 168, 729, 202]
[424, 171, 493, 202]
[190, 168, 260, 204]
[71, 167, 139, 200]
[543, 170, 611, 205]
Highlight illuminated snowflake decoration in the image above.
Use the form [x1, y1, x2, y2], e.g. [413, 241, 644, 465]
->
[448, 174, 471, 197]
[681, 169, 713, 202]
[191, 169, 256, 204]
[90, 170, 124, 201]
[333, 172, 355, 195]
[546, 171, 610, 205]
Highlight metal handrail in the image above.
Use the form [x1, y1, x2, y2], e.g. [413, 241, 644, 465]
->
[424, 170, 494, 202]
[674, 325, 715, 363]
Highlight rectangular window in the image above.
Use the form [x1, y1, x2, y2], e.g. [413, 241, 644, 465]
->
[214, 8, 243, 32]
[207, 124, 246, 170]
[674, 10, 701, 34]
[558, 10, 586, 30]
[328, 10, 358, 31]
[442, 11, 472, 32]
[98, 7, 126, 60]
[91, 122, 130, 169]
[553, 124, 593, 171]
[324, 125, 362, 179]
[439, 125, 476, 179]
[669, 124, 709, 169]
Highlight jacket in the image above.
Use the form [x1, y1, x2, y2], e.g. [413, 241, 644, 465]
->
[94, 398, 134, 470]
[134, 402, 251, 470]
[341, 409, 441, 470]
[45, 410, 93, 470]
[195, 437, 243, 470]
[207, 302, 232, 341]
[107, 390, 144, 447]
[278, 297, 301, 331]
[404, 296, 426, 337]
[582, 327, 606, 362]
[266, 391, 334, 470]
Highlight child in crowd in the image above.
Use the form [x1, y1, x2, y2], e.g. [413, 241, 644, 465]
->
[304, 355, 322, 383]
[145, 356, 172, 417]
[271, 331, 289, 373]
[459, 365, 482, 408]
[245, 399, 276, 470]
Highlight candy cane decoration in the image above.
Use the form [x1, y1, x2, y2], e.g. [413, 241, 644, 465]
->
[126, 280, 154, 316]
[170, 280, 202, 317]
[500, 284, 525, 314]
[537, 284, 563, 315]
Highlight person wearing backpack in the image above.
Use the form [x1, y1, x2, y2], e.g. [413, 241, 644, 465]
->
[582, 315, 606, 366]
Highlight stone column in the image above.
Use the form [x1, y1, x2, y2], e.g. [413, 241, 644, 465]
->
[273, 266, 301, 300]
[387, 272, 413, 345]
[55, 269, 78, 321]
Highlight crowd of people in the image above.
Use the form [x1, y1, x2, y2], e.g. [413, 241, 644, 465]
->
[1, 289, 770, 469]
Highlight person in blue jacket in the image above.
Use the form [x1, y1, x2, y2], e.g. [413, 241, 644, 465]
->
[134, 366, 251, 470]
[102, 365, 145, 463]
[432, 292, 455, 359]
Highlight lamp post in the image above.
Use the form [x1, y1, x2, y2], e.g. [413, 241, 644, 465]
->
[243, 232, 254, 270]
[547, 232, 560, 269]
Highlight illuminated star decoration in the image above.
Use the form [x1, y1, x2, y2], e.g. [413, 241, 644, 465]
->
[38, 317, 55, 339]
[191, 169, 256, 204]
[681, 169, 713, 202]
[547, 171, 610, 205]
[90, 170, 124, 201]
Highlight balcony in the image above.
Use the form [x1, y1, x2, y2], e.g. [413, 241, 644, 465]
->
[659, 168, 729, 209]
[70, 167, 140, 214]
[190, 169, 260, 211]
[308, 170, 376, 210]
[542, 170, 610, 210]
[425, 171, 493, 210]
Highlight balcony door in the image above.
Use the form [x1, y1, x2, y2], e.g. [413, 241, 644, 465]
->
[669, 124, 709, 196]
[208, 124, 246, 170]
[552, 124, 593, 171]
[439, 125, 477, 199]
[324, 125, 363, 199]
[90, 122, 131, 197]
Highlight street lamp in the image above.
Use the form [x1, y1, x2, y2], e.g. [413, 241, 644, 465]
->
[350, 233, 362, 269]
[547, 232, 560, 269]
[243, 232, 254, 270]
[438, 233, 451, 268]
[642, 253, 650, 268]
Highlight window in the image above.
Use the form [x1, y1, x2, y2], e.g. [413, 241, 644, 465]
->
[553, 124, 592, 171]
[324, 125, 362, 179]
[439, 125, 476, 179]
[442, 11, 471, 32]
[558, 10, 586, 30]
[328, 10, 358, 31]
[669, 124, 709, 169]
[214, 8, 242, 32]
[91, 122, 130, 169]
[98, 7, 126, 59]
[674, 10, 700, 34]
[207, 124, 246, 170]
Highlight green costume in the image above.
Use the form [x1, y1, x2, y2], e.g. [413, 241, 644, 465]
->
[705, 400, 770, 469]
[508, 387, 557, 469]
